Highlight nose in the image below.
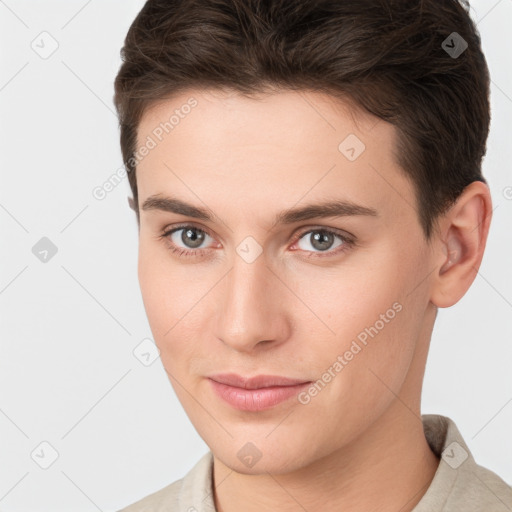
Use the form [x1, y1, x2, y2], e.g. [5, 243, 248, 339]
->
[214, 248, 290, 353]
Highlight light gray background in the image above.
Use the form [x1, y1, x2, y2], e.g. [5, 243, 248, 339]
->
[0, 1, 511, 510]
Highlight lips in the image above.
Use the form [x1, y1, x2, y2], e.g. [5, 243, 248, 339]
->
[208, 373, 311, 411]
[209, 373, 309, 389]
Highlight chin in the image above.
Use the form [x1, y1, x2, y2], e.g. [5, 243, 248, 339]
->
[211, 436, 318, 476]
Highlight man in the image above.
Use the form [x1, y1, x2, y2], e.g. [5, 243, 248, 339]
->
[114, 0, 512, 510]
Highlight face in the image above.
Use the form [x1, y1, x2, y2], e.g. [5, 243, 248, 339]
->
[135, 88, 438, 474]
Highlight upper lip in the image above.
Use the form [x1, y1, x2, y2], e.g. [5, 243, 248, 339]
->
[208, 373, 310, 390]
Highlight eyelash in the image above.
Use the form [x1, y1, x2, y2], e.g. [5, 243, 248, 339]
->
[158, 223, 355, 260]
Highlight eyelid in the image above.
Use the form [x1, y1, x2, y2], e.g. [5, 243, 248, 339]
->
[161, 222, 354, 241]
[160, 222, 216, 241]
[291, 225, 355, 244]
[159, 222, 355, 257]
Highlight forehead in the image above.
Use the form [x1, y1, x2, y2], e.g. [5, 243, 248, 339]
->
[138, 87, 380, 150]
[135, 88, 415, 227]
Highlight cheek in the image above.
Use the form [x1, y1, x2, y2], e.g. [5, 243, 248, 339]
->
[138, 242, 189, 347]
[287, 252, 405, 343]
[138, 243, 171, 334]
[296, 246, 424, 397]
[137, 242, 212, 372]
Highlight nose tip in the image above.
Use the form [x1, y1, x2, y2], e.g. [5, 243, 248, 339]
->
[213, 255, 288, 352]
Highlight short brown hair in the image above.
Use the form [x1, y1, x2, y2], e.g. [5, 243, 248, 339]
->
[113, 0, 490, 239]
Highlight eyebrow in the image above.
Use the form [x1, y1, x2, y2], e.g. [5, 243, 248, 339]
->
[141, 195, 378, 227]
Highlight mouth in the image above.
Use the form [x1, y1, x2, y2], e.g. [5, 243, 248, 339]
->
[208, 373, 311, 411]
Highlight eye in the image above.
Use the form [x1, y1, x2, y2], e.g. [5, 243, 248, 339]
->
[159, 224, 354, 259]
[291, 228, 353, 257]
[170, 226, 211, 248]
[159, 224, 215, 258]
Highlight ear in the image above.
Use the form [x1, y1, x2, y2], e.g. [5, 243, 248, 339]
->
[128, 196, 136, 211]
[430, 181, 493, 308]
[128, 196, 141, 232]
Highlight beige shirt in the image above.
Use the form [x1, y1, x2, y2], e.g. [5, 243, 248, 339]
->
[118, 414, 512, 511]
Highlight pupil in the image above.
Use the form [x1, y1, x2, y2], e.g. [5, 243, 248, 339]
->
[183, 228, 204, 248]
[312, 231, 333, 251]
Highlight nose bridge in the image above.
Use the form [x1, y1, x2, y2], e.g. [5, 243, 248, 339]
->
[214, 247, 283, 351]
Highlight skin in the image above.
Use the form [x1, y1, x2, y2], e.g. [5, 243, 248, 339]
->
[135, 88, 492, 512]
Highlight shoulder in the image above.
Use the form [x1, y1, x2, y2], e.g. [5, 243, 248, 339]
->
[116, 478, 183, 512]
[116, 451, 214, 512]
[416, 414, 512, 511]
[449, 461, 512, 509]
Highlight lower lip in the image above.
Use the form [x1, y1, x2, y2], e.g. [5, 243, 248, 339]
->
[208, 379, 311, 411]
